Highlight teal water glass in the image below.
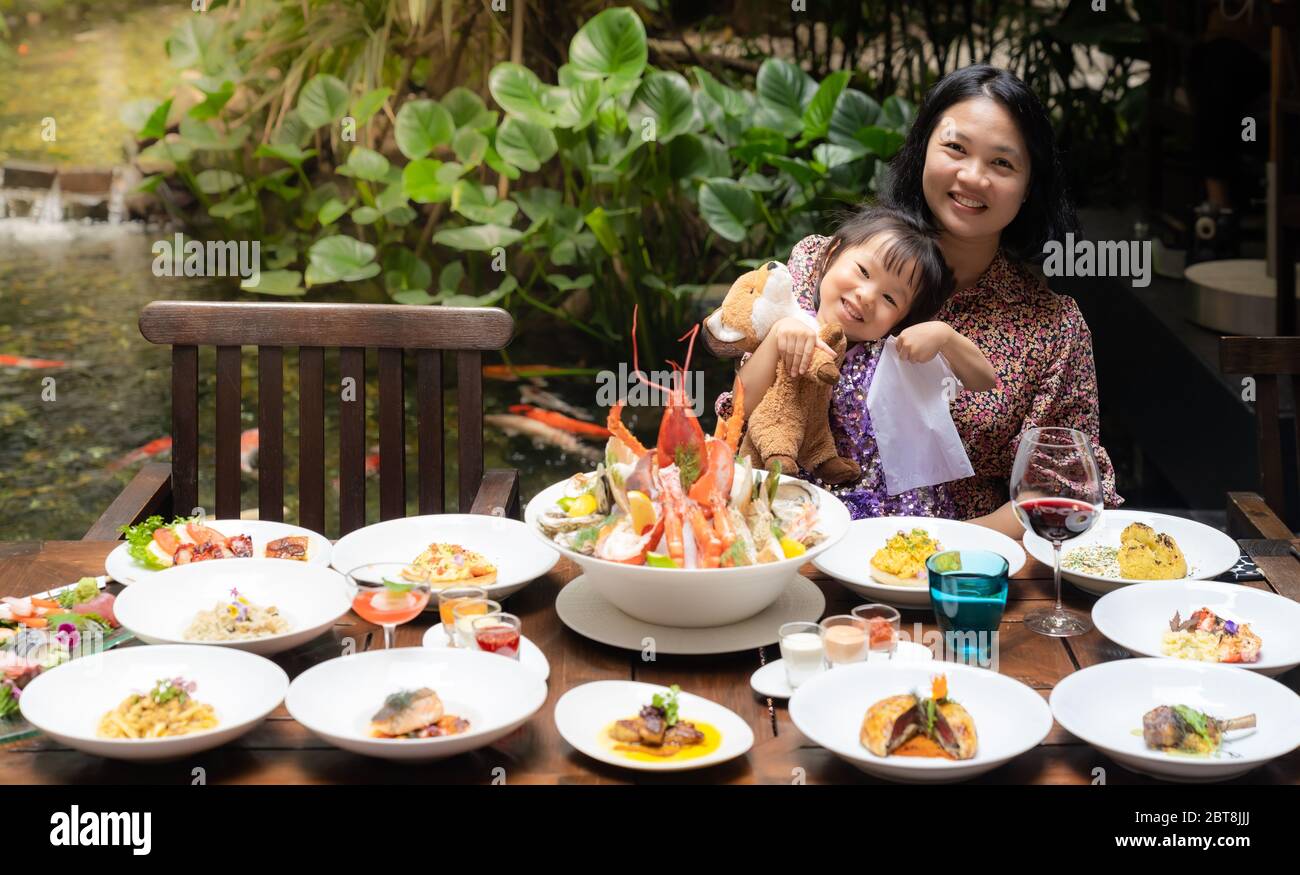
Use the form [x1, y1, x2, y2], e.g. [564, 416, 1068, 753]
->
[927, 550, 1009, 663]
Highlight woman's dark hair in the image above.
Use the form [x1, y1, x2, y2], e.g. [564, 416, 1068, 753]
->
[881, 64, 1078, 262]
[810, 205, 955, 332]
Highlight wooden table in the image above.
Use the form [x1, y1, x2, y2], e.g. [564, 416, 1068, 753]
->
[3, 537, 1299, 785]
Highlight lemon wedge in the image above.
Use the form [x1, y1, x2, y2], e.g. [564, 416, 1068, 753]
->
[566, 492, 598, 517]
[779, 536, 806, 558]
[627, 490, 656, 534]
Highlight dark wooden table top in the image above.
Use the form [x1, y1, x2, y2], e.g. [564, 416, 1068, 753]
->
[2, 536, 1298, 784]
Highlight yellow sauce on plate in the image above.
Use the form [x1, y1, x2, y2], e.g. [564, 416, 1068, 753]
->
[600, 720, 723, 763]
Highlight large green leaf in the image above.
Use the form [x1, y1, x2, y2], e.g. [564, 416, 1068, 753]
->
[317, 197, 352, 226]
[126, 98, 171, 140]
[208, 191, 255, 218]
[442, 87, 488, 128]
[801, 71, 850, 142]
[195, 169, 244, 194]
[879, 95, 917, 131]
[567, 7, 647, 83]
[628, 71, 696, 143]
[180, 117, 249, 151]
[352, 87, 393, 125]
[698, 178, 758, 243]
[584, 206, 621, 256]
[383, 247, 432, 295]
[828, 88, 880, 148]
[395, 99, 455, 159]
[337, 146, 390, 181]
[495, 117, 557, 172]
[241, 270, 305, 296]
[853, 125, 906, 159]
[756, 58, 814, 130]
[402, 158, 454, 203]
[453, 128, 488, 166]
[432, 224, 524, 251]
[692, 67, 748, 116]
[439, 274, 518, 307]
[543, 80, 602, 130]
[189, 80, 234, 121]
[451, 181, 519, 225]
[166, 15, 220, 71]
[254, 143, 317, 167]
[297, 74, 349, 129]
[307, 235, 380, 283]
[488, 63, 557, 128]
[138, 139, 194, 164]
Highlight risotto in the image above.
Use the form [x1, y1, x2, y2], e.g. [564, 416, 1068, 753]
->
[184, 588, 289, 641]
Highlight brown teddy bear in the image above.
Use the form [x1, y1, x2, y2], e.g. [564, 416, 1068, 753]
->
[703, 260, 862, 485]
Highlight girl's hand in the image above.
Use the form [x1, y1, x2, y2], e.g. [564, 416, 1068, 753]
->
[894, 321, 954, 364]
[771, 316, 836, 377]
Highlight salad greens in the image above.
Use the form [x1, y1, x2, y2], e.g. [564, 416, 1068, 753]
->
[56, 577, 99, 609]
[118, 514, 191, 570]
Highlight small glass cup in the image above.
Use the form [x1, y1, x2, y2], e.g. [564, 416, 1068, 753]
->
[927, 549, 1009, 663]
[778, 621, 824, 690]
[472, 612, 522, 660]
[452, 598, 502, 649]
[819, 614, 868, 668]
[345, 562, 431, 650]
[852, 603, 901, 658]
[437, 586, 488, 646]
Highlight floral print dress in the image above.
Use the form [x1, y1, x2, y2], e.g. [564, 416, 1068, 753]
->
[713, 234, 1123, 521]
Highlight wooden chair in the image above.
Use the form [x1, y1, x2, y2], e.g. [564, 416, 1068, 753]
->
[1220, 335, 1300, 539]
[84, 302, 519, 540]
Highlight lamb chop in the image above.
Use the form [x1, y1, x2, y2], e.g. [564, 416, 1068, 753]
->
[1142, 705, 1256, 755]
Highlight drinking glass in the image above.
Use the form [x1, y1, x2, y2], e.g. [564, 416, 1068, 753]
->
[452, 598, 502, 650]
[437, 586, 487, 646]
[927, 549, 1009, 662]
[472, 612, 522, 660]
[778, 621, 824, 689]
[1010, 427, 1102, 636]
[851, 604, 900, 658]
[819, 614, 868, 668]
[345, 562, 431, 650]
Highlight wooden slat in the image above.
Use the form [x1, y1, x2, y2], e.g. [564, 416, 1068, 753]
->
[82, 463, 173, 539]
[416, 349, 444, 514]
[338, 347, 367, 535]
[1220, 336, 1300, 374]
[257, 346, 284, 522]
[378, 347, 406, 521]
[171, 345, 199, 517]
[1255, 374, 1285, 514]
[457, 349, 483, 512]
[298, 347, 325, 535]
[214, 346, 242, 519]
[468, 469, 520, 519]
[1227, 491, 1295, 539]
[1242, 539, 1300, 603]
[140, 302, 513, 350]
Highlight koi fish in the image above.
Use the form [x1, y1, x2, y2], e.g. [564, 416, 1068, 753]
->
[519, 384, 595, 421]
[0, 354, 71, 369]
[107, 436, 172, 472]
[508, 404, 611, 439]
[482, 364, 600, 381]
[240, 428, 259, 473]
[484, 414, 603, 462]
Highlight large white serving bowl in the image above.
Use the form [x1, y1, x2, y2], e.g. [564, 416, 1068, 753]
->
[331, 514, 559, 601]
[1022, 510, 1240, 597]
[285, 647, 547, 761]
[114, 559, 352, 656]
[1092, 580, 1300, 677]
[18, 644, 288, 761]
[789, 662, 1052, 783]
[525, 475, 851, 627]
[105, 518, 332, 585]
[813, 516, 1026, 609]
[1050, 658, 1300, 782]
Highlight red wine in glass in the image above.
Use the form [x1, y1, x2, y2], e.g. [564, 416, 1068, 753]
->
[1016, 497, 1099, 543]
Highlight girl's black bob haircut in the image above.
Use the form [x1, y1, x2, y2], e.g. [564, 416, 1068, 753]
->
[810, 205, 955, 333]
[880, 64, 1078, 263]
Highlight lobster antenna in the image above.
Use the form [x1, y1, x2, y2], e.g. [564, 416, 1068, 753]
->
[630, 305, 673, 394]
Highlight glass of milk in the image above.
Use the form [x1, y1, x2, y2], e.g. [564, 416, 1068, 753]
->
[778, 621, 824, 690]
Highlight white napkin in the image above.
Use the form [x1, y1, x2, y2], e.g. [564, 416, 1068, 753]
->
[865, 336, 974, 495]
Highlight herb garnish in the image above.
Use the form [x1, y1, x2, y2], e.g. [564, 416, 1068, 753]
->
[1174, 705, 1211, 740]
[150, 677, 196, 706]
[676, 447, 701, 491]
[652, 684, 681, 727]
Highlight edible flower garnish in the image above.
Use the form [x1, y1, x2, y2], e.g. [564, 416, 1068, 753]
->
[150, 677, 196, 706]
[0, 679, 20, 719]
[223, 588, 251, 622]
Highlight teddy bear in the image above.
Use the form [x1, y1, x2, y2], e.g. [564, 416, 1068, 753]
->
[703, 260, 862, 485]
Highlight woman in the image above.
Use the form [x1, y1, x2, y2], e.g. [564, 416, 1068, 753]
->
[712, 65, 1122, 537]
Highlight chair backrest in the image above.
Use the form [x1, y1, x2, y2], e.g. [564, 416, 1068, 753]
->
[1220, 336, 1300, 520]
[139, 301, 513, 536]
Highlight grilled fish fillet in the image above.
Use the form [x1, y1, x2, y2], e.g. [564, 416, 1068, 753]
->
[370, 688, 444, 737]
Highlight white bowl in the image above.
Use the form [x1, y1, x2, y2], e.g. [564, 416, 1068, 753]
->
[1050, 658, 1300, 782]
[1092, 580, 1300, 677]
[285, 647, 547, 761]
[1023, 510, 1240, 596]
[789, 662, 1052, 783]
[525, 475, 851, 627]
[813, 516, 1026, 608]
[18, 644, 288, 761]
[105, 518, 332, 585]
[114, 559, 352, 656]
[331, 514, 559, 601]
[553, 680, 754, 772]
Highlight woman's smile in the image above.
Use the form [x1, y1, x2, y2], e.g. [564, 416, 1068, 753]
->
[948, 191, 987, 211]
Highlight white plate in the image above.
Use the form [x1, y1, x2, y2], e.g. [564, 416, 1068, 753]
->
[750, 642, 934, 699]
[114, 559, 352, 656]
[331, 514, 558, 602]
[105, 519, 332, 585]
[554, 680, 754, 772]
[789, 662, 1052, 783]
[1092, 581, 1300, 677]
[285, 647, 546, 761]
[526, 474, 850, 627]
[1050, 658, 1300, 782]
[813, 516, 1026, 608]
[422, 623, 550, 681]
[18, 644, 287, 761]
[1022, 510, 1240, 596]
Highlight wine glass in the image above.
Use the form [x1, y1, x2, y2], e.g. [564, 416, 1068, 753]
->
[345, 562, 431, 649]
[1010, 427, 1102, 637]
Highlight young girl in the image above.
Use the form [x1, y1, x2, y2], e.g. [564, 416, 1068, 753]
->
[710, 206, 997, 519]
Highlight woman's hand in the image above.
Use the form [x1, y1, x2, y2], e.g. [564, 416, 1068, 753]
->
[771, 316, 836, 377]
[894, 321, 954, 363]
